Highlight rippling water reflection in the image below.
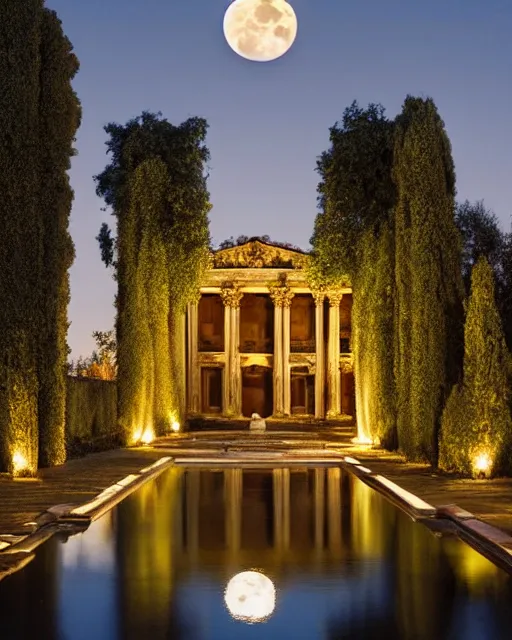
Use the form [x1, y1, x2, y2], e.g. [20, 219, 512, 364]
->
[1, 466, 511, 639]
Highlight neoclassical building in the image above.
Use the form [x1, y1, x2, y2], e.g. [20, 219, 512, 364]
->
[186, 240, 354, 421]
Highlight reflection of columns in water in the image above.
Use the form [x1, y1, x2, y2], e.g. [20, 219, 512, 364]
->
[224, 469, 242, 553]
[314, 468, 325, 551]
[327, 467, 342, 552]
[272, 468, 290, 550]
[186, 470, 200, 559]
[187, 298, 201, 413]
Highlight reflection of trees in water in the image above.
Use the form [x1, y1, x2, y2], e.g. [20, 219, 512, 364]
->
[115, 467, 199, 640]
[327, 479, 512, 640]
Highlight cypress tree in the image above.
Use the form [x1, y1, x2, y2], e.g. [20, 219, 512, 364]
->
[353, 223, 396, 446]
[439, 258, 511, 476]
[312, 102, 396, 444]
[0, 1, 44, 475]
[95, 113, 211, 443]
[393, 97, 464, 463]
[37, 8, 81, 467]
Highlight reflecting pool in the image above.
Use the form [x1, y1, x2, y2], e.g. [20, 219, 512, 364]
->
[1, 466, 512, 639]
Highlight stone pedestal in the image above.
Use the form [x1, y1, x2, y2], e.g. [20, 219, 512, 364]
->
[327, 291, 343, 418]
[314, 293, 325, 419]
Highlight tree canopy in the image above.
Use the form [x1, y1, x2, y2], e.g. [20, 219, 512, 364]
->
[0, 2, 80, 474]
[95, 112, 211, 442]
[440, 257, 511, 476]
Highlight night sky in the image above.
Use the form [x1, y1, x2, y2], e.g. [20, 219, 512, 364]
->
[45, 0, 512, 359]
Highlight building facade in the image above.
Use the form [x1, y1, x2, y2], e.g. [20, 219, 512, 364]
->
[186, 240, 354, 420]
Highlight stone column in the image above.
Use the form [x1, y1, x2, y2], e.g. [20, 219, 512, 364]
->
[230, 304, 242, 415]
[313, 292, 325, 419]
[327, 291, 343, 418]
[222, 296, 231, 416]
[282, 291, 294, 416]
[187, 297, 201, 414]
[220, 283, 243, 417]
[273, 303, 284, 416]
[270, 279, 293, 417]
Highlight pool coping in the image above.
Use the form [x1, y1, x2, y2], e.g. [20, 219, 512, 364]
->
[0, 455, 174, 583]
[342, 455, 512, 575]
[2, 448, 512, 582]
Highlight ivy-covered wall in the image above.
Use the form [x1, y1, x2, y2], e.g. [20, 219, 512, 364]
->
[65, 377, 118, 454]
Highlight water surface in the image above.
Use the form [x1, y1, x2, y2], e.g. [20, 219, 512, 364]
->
[1, 466, 511, 640]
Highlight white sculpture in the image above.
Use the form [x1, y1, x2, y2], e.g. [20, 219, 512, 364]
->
[249, 412, 266, 432]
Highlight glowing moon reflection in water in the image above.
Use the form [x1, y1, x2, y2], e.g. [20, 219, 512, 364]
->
[223, 0, 298, 62]
[224, 571, 276, 622]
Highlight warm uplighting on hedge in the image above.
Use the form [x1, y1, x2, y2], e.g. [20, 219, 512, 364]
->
[171, 421, 180, 433]
[141, 427, 154, 445]
[12, 451, 30, 477]
[472, 451, 492, 478]
[132, 426, 154, 445]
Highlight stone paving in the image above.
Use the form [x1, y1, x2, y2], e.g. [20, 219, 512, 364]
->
[0, 448, 163, 535]
[0, 427, 512, 538]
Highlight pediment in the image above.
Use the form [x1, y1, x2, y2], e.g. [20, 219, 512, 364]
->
[213, 241, 306, 269]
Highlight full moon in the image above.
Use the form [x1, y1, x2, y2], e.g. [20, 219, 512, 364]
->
[224, 570, 276, 622]
[223, 0, 298, 62]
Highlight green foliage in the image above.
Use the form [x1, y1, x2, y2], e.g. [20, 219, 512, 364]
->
[439, 258, 511, 476]
[353, 224, 396, 446]
[498, 230, 512, 351]
[393, 96, 464, 463]
[95, 113, 211, 442]
[37, 7, 81, 468]
[0, 3, 79, 473]
[96, 222, 116, 268]
[65, 377, 118, 454]
[311, 101, 395, 444]
[456, 200, 504, 292]
[0, 1, 44, 474]
[311, 101, 395, 280]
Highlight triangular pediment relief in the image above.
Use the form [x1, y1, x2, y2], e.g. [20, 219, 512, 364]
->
[213, 241, 306, 269]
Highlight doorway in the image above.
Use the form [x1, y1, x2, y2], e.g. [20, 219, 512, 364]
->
[241, 365, 273, 418]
